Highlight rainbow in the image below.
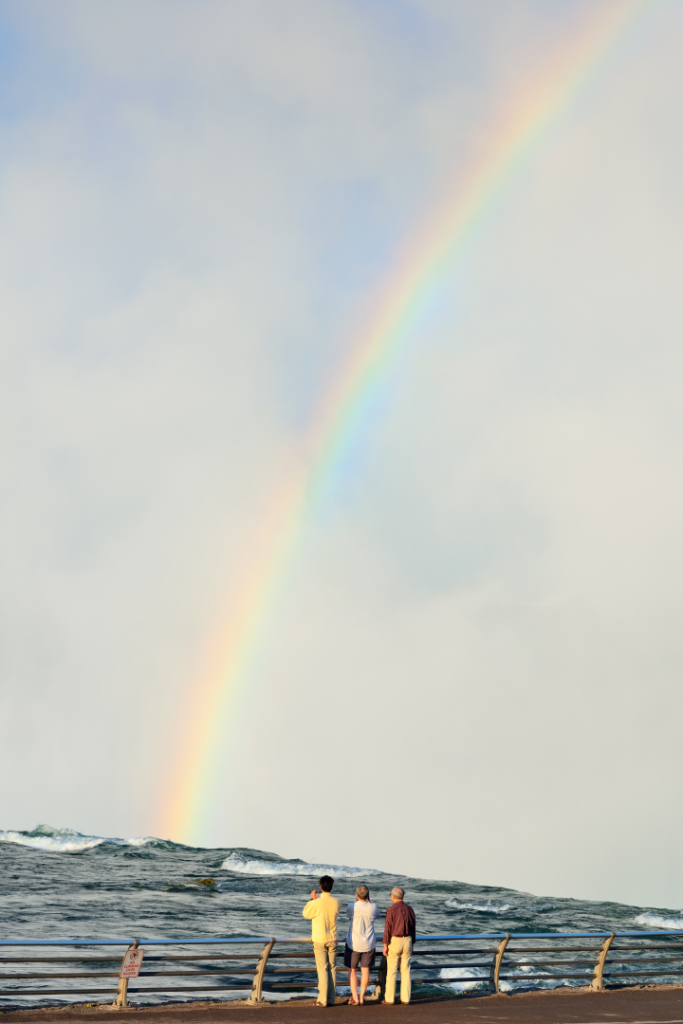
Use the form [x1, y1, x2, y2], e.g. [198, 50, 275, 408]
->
[158, 0, 651, 844]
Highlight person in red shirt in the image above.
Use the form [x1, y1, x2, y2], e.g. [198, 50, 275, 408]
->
[382, 887, 416, 1005]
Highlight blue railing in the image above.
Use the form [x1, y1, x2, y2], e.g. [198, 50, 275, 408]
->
[0, 930, 682, 1007]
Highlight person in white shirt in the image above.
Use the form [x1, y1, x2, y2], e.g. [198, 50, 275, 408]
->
[343, 885, 380, 1005]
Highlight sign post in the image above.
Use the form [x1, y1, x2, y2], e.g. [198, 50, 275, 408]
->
[113, 944, 145, 1008]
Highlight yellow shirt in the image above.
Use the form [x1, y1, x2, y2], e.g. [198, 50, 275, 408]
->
[302, 892, 340, 943]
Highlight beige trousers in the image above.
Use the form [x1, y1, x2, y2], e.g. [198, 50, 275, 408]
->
[385, 936, 412, 1004]
[313, 942, 337, 1005]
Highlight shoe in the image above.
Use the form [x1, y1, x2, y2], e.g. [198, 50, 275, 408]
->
[381, 1001, 395, 1005]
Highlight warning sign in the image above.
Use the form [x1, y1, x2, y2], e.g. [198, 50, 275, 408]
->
[119, 948, 145, 979]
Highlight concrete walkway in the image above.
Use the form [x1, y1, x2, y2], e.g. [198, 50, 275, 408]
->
[2, 987, 683, 1024]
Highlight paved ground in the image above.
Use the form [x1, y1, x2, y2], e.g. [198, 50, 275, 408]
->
[2, 987, 683, 1024]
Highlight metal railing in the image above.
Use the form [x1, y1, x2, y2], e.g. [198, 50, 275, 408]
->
[1, 930, 683, 1007]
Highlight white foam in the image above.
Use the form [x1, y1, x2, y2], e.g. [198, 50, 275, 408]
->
[445, 898, 514, 914]
[635, 912, 683, 930]
[0, 827, 107, 853]
[439, 966, 489, 991]
[221, 853, 383, 878]
[0, 826, 160, 854]
[445, 961, 567, 995]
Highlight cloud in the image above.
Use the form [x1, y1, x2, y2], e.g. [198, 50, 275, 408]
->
[1, 0, 682, 909]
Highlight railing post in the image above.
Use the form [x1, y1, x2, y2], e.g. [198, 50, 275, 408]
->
[112, 939, 139, 1009]
[490, 934, 510, 994]
[590, 933, 614, 991]
[248, 938, 275, 1003]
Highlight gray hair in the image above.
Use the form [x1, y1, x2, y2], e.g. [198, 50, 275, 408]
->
[356, 885, 370, 900]
[391, 887, 404, 900]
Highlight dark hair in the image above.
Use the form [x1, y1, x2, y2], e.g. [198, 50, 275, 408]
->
[319, 875, 334, 892]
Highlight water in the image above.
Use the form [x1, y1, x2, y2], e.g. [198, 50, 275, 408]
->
[1, 825, 682, 1006]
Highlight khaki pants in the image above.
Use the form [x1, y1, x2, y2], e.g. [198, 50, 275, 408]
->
[385, 936, 412, 1004]
[313, 942, 337, 1005]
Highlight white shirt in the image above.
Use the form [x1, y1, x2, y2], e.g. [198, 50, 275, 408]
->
[346, 900, 380, 952]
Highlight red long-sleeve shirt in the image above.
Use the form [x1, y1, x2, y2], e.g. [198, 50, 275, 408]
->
[383, 901, 416, 946]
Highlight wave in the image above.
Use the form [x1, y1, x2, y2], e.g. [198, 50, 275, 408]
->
[440, 963, 571, 996]
[445, 898, 514, 914]
[634, 912, 683, 930]
[221, 852, 384, 879]
[0, 825, 167, 855]
[0, 829, 383, 882]
[439, 966, 489, 991]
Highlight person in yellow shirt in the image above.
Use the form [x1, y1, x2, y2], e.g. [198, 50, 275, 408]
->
[302, 875, 340, 1006]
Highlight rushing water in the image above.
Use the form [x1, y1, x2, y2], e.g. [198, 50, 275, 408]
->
[1, 825, 681, 1006]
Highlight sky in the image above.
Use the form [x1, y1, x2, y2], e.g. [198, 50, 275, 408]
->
[2, 0, 683, 911]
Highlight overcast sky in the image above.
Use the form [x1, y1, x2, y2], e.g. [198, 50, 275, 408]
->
[2, 0, 683, 911]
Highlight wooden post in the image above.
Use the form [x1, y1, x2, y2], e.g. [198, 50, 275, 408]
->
[590, 933, 614, 991]
[491, 934, 510, 994]
[248, 939, 275, 1004]
[112, 939, 139, 1009]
